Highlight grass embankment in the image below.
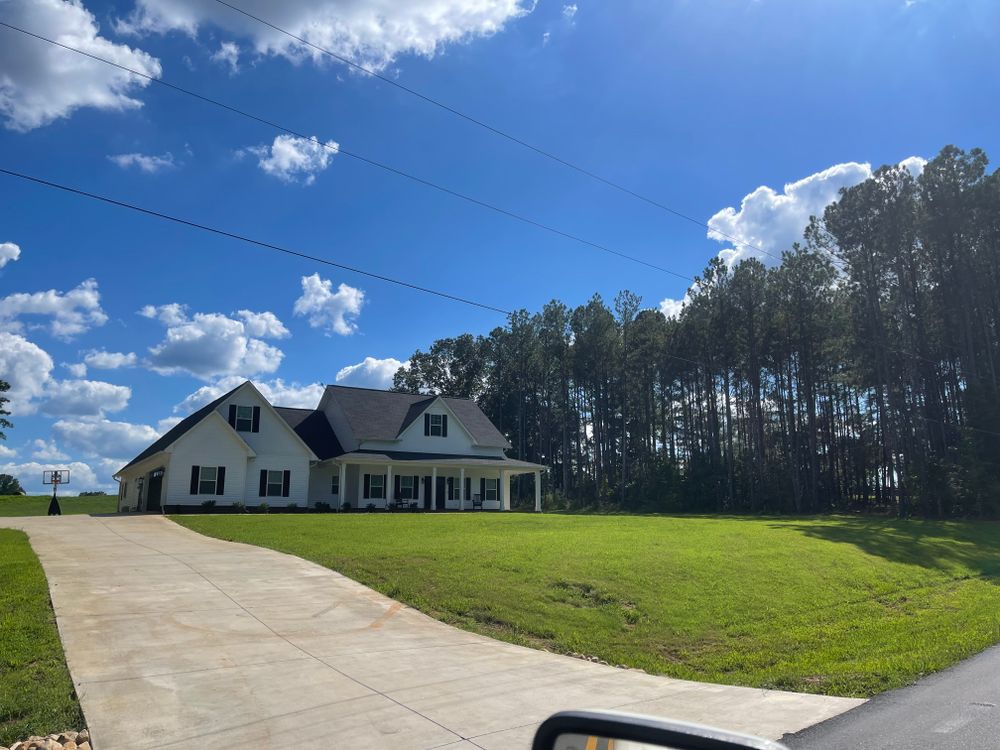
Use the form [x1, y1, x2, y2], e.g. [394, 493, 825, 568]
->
[0, 529, 84, 745]
[173, 513, 1000, 698]
[0, 494, 116, 517]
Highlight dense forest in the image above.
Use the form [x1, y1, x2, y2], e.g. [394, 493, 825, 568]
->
[394, 146, 1000, 517]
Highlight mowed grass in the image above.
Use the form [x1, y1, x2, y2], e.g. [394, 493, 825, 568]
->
[174, 513, 1000, 697]
[0, 530, 84, 745]
[0, 494, 116, 517]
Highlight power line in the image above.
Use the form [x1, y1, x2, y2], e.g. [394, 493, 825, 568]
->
[0, 167, 511, 315]
[211, 0, 789, 266]
[0, 21, 693, 283]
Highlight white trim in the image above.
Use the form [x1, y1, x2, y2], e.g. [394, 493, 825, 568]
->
[168, 411, 257, 459]
[235, 381, 319, 461]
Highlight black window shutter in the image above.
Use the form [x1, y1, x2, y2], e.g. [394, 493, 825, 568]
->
[442, 415, 448, 437]
[251, 406, 261, 433]
[363, 473, 370, 499]
[258, 469, 267, 497]
[480, 477, 485, 499]
[447, 476, 453, 499]
[465, 477, 471, 500]
[216, 467, 226, 495]
[394, 474, 401, 499]
[424, 413, 430, 436]
[190, 465, 200, 495]
[414, 476, 420, 498]
[228, 404, 237, 428]
[282, 470, 291, 497]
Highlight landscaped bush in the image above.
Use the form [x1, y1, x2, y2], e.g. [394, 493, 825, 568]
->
[340, 501, 351, 512]
[231, 501, 247, 514]
[286, 503, 298, 512]
[257, 502, 269, 514]
[201, 500, 216, 511]
[314, 502, 331, 513]
[366, 502, 376, 512]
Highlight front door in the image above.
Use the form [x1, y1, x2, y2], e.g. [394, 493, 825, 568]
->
[436, 476, 447, 510]
[423, 476, 432, 510]
[146, 470, 163, 512]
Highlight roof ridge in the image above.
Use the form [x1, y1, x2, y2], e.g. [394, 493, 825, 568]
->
[324, 383, 476, 402]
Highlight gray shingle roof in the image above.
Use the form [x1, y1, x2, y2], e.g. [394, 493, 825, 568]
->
[274, 407, 343, 460]
[337, 450, 544, 470]
[324, 386, 510, 448]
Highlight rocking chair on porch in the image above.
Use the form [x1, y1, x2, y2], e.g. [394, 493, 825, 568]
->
[472, 493, 484, 510]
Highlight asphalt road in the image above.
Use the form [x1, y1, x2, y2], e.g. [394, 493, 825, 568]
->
[783, 643, 1000, 750]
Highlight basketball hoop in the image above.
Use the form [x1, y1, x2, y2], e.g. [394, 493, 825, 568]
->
[42, 469, 70, 516]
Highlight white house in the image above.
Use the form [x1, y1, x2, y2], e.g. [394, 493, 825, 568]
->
[115, 381, 546, 513]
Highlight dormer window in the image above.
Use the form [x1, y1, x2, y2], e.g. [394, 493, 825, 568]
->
[228, 404, 260, 433]
[424, 413, 448, 437]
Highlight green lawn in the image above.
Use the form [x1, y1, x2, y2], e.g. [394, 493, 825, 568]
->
[0, 494, 116, 517]
[0, 530, 84, 745]
[174, 513, 1000, 697]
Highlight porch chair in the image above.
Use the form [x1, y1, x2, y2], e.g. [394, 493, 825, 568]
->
[472, 493, 484, 510]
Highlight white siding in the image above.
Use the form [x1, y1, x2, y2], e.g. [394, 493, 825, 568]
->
[164, 416, 249, 507]
[308, 462, 343, 508]
[217, 388, 312, 458]
[361, 405, 505, 458]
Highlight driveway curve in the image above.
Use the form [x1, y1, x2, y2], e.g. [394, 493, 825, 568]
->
[1, 515, 862, 749]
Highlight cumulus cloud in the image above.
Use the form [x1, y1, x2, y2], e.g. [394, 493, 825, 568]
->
[0, 278, 108, 339]
[174, 376, 325, 413]
[115, 0, 530, 73]
[0, 332, 55, 413]
[0, 460, 104, 494]
[108, 152, 176, 173]
[83, 350, 138, 369]
[562, 4, 578, 20]
[246, 134, 339, 185]
[210, 41, 240, 73]
[658, 297, 686, 320]
[0, 444, 17, 458]
[64, 362, 88, 377]
[54, 418, 160, 458]
[293, 273, 364, 335]
[234, 310, 290, 339]
[30, 438, 69, 461]
[335, 356, 406, 389]
[141, 304, 284, 379]
[41, 379, 131, 417]
[706, 156, 927, 267]
[0, 242, 21, 269]
[0, 0, 161, 132]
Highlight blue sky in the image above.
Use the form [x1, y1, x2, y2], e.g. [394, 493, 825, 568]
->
[1, 0, 998, 493]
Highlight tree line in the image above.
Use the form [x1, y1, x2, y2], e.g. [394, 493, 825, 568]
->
[394, 145, 1000, 517]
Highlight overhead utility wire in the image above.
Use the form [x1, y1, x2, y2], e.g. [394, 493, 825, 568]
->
[0, 21, 690, 283]
[211, 0, 794, 268]
[0, 167, 511, 315]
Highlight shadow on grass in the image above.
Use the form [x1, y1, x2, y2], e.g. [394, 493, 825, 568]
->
[773, 517, 1000, 579]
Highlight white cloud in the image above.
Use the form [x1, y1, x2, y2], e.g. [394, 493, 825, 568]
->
[83, 350, 138, 369]
[335, 356, 406, 389]
[41, 379, 131, 417]
[293, 273, 364, 335]
[658, 297, 686, 320]
[210, 41, 240, 73]
[116, 0, 530, 73]
[174, 376, 325, 413]
[0, 460, 104, 493]
[542, 30, 550, 45]
[142, 304, 284, 379]
[157, 416, 183, 432]
[0, 242, 21, 269]
[0, 444, 17, 458]
[0, 0, 161, 132]
[0, 332, 55, 414]
[0, 278, 108, 339]
[30, 438, 69, 461]
[108, 152, 176, 173]
[562, 4, 578, 20]
[234, 310, 290, 339]
[706, 156, 926, 267]
[247, 134, 339, 185]
[64, 362, 87, 378]
[899, 155, 927, 178]
[53, 418, 160, 458]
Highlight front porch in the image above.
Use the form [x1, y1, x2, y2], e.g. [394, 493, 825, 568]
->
[323, 453, 546, 512]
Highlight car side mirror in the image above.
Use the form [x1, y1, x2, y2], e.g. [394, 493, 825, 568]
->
[532, 711, 789, 750]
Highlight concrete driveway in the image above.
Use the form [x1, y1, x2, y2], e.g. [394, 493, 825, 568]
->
[1, 515, 862, 749]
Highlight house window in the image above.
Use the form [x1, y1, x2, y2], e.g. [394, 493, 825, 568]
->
[369, 474, 385, 499]
[485, 478, 498, 502]
[266, 470, 284, 497]
[199, 466, 218, 495]
[448, 478, 460, 501]
[400, 475, 414, 500]
[429, 414, 443, 436]
[331, 474, 340, 495]
[235, 405, 254, 432]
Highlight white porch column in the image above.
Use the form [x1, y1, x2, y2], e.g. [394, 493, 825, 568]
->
[431, 466, 437, 510]
[500, 470, 509, 511]
[459, 467, 465, 511]
[534, 470, 542, 512]
[387, 464, 393, 508]
[356, 465, 363, 505]
[338, 463, 347, 508]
